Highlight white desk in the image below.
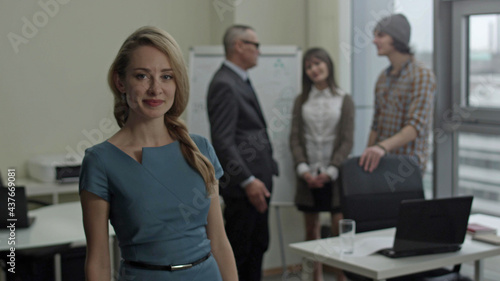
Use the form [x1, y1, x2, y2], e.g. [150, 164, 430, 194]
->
[0, 202, 116, 281]
[17, 178, 79, 204]
[290, 214, 500, 281]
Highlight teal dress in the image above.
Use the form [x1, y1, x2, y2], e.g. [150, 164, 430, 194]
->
[79, 134, 223, 280]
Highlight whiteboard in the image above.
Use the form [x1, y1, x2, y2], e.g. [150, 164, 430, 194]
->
[188, 45, 302, 206]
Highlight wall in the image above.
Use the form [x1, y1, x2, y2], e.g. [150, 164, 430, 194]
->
[0, 0, 212, 177]
[307, 0, 342, 87]
[234, 0, 307, 49]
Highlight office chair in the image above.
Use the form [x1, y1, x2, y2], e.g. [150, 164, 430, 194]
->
[338, 155, 471, 281]
[339, 155, 425, 233]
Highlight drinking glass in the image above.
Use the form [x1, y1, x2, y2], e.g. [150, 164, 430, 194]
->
[339, 219, 356, 254]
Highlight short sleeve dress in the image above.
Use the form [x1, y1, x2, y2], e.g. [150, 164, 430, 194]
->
[79, 134, 224, 281]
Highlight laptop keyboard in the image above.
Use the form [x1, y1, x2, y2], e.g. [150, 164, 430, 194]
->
[378, 246, 462, 258]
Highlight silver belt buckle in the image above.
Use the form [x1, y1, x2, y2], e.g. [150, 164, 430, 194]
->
[170, 263, 193, 271]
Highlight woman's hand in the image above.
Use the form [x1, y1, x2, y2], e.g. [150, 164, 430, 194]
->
[303, 172, 325, 188]
[316, 173, 331, 185]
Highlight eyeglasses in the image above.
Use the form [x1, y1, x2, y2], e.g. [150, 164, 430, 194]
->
[241, 39, 260, 49]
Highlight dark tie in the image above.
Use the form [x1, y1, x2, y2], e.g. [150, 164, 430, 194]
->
[246, 78, 254, 91]
[245, 78, 259, 104]
[245, 78, 266, 126]
[245, 78, 273, 157]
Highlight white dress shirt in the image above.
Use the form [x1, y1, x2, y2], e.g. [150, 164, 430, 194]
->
[297, 86, 345, 180]
[223, 60, 248, 81]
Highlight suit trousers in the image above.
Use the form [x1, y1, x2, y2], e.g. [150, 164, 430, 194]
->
[223, 196, 270, 281]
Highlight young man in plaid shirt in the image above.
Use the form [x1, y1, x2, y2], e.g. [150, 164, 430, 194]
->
[359, 13, 436, 173]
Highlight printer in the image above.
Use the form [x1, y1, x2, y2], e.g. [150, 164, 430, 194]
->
[28, 154, 83, 183]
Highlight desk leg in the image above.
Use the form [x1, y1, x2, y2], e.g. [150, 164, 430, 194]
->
[54, 253, 62, 281]
[52, 193, 58, 204]
[109, 236, 115, 280]
[112, 235, 121, 279]
[274, 206, 288, 276]
[301, 258, 314, 281]
[475, 259, 484, 281]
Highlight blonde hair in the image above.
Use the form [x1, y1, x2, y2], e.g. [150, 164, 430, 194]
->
[107, 26, 216, 194]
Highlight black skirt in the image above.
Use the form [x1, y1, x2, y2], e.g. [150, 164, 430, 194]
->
[296, 181, 341, 213]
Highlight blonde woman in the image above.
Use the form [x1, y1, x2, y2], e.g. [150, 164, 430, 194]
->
[79, 26, 237, 281]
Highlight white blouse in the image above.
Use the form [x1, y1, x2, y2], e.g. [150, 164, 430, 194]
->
[297, 86, 345, 180]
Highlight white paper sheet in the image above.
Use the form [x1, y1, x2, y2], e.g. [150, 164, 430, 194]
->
[336, 236, 395, 257]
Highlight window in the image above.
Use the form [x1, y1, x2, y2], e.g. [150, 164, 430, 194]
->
[452, 2, 500, 124]
[440, 0, 500, 214]
[458, 132, 500, 214]
[468, 14, 500, 108]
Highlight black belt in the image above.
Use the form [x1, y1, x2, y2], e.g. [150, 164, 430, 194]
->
[124, 252, 211, 271]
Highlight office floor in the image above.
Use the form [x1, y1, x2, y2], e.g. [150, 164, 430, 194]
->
[263, 271, 337, 281]
[461, 258, 500, 281]
[262, 265, 500, 281]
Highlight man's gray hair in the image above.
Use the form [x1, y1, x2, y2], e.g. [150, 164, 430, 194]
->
[223, 25, 254, 55]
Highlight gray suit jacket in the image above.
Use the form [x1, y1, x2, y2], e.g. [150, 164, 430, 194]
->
[207, 64, 278, 198]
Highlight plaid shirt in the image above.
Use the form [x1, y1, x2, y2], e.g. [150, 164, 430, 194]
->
[371, 58, 436, 172]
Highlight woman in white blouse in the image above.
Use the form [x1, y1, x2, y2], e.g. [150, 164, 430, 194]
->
[289, 48, 354, 281]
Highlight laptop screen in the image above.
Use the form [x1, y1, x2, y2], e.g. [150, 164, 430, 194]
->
[393, 196, 473, 252]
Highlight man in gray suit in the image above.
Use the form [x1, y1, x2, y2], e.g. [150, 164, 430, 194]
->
[207, 25, 278, 281]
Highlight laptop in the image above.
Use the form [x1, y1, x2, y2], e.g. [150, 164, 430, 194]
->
[0, 186, 35, 228]
[378, 196, 473, 258]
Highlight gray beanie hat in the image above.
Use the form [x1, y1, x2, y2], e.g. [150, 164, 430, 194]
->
[374, 14, 411, 47]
